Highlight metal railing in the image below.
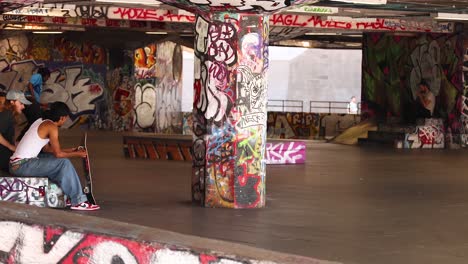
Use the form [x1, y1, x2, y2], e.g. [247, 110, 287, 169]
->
[309, 101, 361, 114]
[267, 100, 303, 112]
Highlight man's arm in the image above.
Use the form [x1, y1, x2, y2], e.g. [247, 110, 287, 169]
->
[43, 123, 86, 158]
[0, 134, 15, 151]
[27, 82, 36, 103]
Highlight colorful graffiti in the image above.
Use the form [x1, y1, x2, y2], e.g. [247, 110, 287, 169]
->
[0, 34, 30, 62]
[362, 33, 463, 134]
[193, 14, 268, 208]
[52, 37, 106, 64]
[0, 221, 278, 263]
[134, 43, 156, 79]
[400, 118, 445, 149]
[107, 66, 135, 131]
[265, 141, 306, 164]
[42, 66, 104, 116]
[0, 34, 109, 129]
[133, 41, 183, 134]
[0, 176, 66, 208]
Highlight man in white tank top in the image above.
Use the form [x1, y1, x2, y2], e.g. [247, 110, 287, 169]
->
[9, 102, 100, 211]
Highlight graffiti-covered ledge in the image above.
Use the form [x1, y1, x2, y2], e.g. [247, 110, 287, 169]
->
[0, 202, 332, 264]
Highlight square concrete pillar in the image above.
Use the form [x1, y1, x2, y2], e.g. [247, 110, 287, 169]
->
[192, 13, 269, 208]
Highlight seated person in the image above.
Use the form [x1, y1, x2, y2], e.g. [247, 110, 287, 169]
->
[0, 90, 30, 172]
[9, 102, 100, 211]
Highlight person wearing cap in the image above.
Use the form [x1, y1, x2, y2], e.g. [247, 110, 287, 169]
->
[0, 90, 31, 172]
[19, 67, 51, 141]
[9, 102, 100, 211]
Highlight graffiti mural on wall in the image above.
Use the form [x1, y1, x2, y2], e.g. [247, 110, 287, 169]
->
[133, 41, 183, 134]
[0, 221, 276, 264]
[362, 33, 463, 133]
[41, 65, 104, 116]
[0, 34, 109, 128]
[0, 59, 43, 92]
[108, 66, 135, 131]
[267, 112, 319, 139]
[0, 34, 30, 62]
[134, 80, 156, 131]
[52, 37, 107, 64]
[134, 43, 156, 79]
[400, 118, 445, 149]
[193, 14, 268, 208]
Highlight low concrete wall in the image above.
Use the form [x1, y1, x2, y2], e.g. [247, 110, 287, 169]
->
[123, 135, 307, 165]
[0, 202, 335, 264]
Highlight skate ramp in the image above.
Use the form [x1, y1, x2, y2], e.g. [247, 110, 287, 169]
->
[329, 119, 377, 145]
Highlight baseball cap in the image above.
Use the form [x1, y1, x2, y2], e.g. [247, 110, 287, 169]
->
[6, 90, 32, 105]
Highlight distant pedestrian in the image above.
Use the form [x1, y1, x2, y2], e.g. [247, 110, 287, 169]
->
[347, 96, 358, 114]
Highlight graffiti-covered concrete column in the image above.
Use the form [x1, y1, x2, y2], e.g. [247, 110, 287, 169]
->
[192, 13, 269, 208]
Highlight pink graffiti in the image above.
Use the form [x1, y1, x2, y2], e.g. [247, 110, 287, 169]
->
[265, 141, 306, 164]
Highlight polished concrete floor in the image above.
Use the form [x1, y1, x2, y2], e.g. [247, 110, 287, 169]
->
[63, 130, 468, 264]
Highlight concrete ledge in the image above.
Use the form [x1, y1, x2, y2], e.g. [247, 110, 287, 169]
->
[123, 135, 307, 165]
[265, 141, 306, 164]
[0, 202, 337, 264]
[0, 171, 66, 208]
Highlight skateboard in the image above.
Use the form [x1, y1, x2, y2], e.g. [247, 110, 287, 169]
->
[79, 132, 97, 205]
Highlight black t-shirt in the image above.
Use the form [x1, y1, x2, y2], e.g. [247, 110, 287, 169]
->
[0, 111, 14, 172]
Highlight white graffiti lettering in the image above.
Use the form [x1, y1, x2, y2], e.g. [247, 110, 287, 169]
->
[41, 67, 104, 116]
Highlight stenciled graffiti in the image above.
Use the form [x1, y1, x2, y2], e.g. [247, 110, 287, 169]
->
[0, 221, 273, 263]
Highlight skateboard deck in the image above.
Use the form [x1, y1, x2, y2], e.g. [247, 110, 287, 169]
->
[80, 132, 96, 205]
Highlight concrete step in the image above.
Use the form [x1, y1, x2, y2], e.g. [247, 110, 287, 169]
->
[367, 131, 405, 142]
[358, 137, 396, 147]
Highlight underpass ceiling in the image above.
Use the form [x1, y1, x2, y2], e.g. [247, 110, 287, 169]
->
[0, 0, 466, 49]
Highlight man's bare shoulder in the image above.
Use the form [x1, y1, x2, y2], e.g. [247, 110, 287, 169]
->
[38, 120, 58, 131]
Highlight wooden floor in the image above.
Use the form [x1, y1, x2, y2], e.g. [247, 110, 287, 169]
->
[63, 130, 468, 264]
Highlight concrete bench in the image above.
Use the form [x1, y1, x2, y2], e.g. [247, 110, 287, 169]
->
[123, 135, 192, 161]
[265, 141, 306, 164]
[0, 171, 66, 208]
[124, 135, 307, 165]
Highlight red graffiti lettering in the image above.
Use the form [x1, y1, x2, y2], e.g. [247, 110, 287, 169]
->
[106, 19, 120, 27]
[113, 7, 158, 20]
[52, 17, 66, 24]
[81, 18, 97, 26]
[163, 10, 195, 22]
[27, 16, 44, 23]
[129, 20, 146, 28]
[270, 14, 307, 27]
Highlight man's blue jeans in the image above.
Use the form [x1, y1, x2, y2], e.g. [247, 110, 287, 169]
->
[9, 153, 87, 205]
